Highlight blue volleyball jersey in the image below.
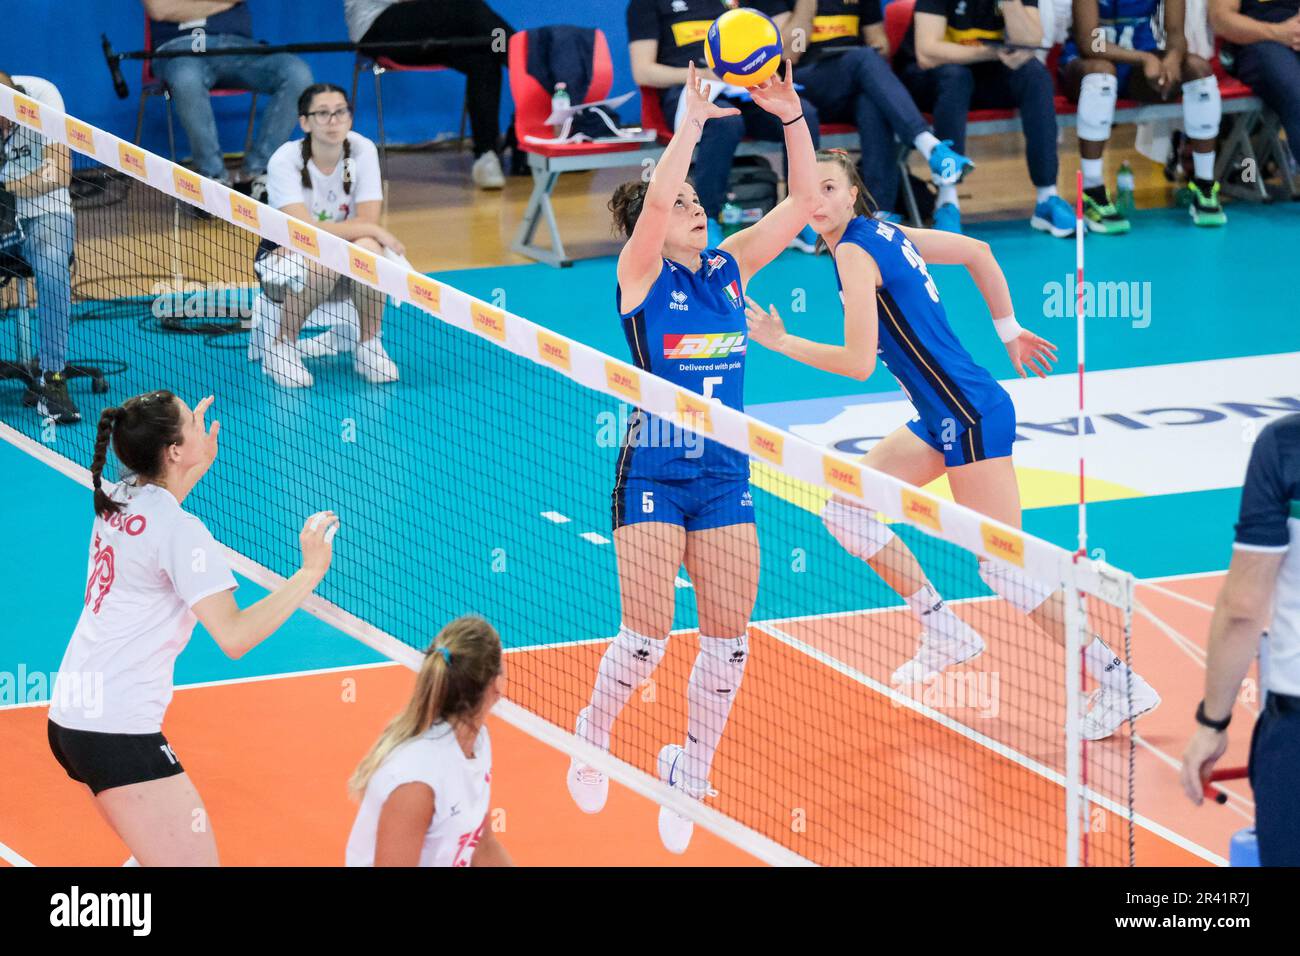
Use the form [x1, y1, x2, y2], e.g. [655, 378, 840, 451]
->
[834, 216, 1006, 430]
[1063, 0, 1159, 60]
[615, 249, 749, 481]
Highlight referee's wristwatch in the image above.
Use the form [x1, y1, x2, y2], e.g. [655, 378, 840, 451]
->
[1195, 700, 1231, 732]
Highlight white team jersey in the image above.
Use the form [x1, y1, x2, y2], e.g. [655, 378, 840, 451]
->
[346, 723, 492, 867]
[265, 131, 384, 224]
[49, 483, 237, 734]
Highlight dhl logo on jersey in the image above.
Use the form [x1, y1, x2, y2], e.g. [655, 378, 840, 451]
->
[663, 332, 746, 359]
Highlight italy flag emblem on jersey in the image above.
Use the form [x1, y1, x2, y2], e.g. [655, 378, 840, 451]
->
[723, 280, 742, 309]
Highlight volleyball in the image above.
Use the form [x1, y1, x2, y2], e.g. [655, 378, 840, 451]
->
[704, 7, 783, 88]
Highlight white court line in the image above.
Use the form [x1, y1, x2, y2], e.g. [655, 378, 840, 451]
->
[755, 621, 1227, 866]
[0, 840, 35, 867]
[1139, 581, 1218, 613]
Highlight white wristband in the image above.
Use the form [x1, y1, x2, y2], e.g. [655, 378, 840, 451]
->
[993, 315, 1023, 344]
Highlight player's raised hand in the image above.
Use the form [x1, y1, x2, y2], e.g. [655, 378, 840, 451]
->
[300, 511, 340, 580]
[748, 60, 801, 124]
[745, 296, 788, 350]
[683, 61, 742, 127]
[1006, 329, 1057, 379]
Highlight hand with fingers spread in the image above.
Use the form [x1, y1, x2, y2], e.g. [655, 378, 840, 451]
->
[682, 61, 742, 130]
[747, 60, 802, 124]
[1006, 329, 1058, 379]
[300, 510, 340, 580]
[744, 296, 789, 351]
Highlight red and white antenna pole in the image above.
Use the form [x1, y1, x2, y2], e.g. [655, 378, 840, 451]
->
[1075, 170, 1087, 560]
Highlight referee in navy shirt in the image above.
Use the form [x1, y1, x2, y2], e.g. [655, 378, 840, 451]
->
[1182, 413, 1300, 865]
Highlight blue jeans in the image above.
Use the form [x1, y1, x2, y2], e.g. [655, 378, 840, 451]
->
[18, 211, 75, 375]
[660, 86, 822, 220]
[1234, 41, 1300, 165]
[154, 34, 314, 181]
[901, 58, 1059, 189]
[795, 49, 930, 214]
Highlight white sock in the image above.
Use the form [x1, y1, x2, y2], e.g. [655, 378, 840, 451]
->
[1193, 150, 1216, 182]
[937, 183, 959, 207]
[904, 583, 965, 640]
[583, 626, 667, 750]
[1036, 184, 1059, 203]
[913, 130, 941, 160]
[1083, 636, 1132, 690]
[684, 634, 748, 785]
[1081, 157, 1104, 189]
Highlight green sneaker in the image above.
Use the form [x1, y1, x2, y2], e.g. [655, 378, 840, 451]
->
[1188, 179, 1227, 227]
[1082, 185, 1131, 235]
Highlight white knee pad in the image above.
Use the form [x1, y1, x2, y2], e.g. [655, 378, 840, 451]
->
[1076, 72, 1118, 143]
[979, 559, 1054, 614]
[605, 626, 667, 690]
[822, 498, 895, 562]
[695, 634, 749, 697]
[1182, 76, 1222, 141]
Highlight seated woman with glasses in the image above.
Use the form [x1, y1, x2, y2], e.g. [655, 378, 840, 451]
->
[252, 83, 407, 388]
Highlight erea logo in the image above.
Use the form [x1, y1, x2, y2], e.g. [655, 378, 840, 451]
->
[663, 332, 746, 359]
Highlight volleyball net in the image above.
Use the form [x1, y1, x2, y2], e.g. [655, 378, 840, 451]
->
[0, 90, 1138, 866]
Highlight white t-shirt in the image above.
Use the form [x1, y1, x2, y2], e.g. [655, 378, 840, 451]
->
[265, 132, 383, 224]
[2, 75, 74, 221]
[346, 722, 493, 867]
[49, 483, 237, 734]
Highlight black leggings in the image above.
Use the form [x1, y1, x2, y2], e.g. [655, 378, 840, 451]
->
[361, 0, 514, 157]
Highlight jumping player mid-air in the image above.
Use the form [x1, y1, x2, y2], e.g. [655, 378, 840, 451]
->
[565, 61, 818, 853]
[745, 148, 1161, 739]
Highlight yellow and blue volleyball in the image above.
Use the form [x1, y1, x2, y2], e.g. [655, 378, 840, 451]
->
[704, 7, 783, 88]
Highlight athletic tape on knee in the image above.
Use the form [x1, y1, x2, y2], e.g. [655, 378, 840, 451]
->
[979, 559, 1054, 614]
[695, 634, 749, 697]
[822, 498, 895, 561]
[1181, 76, 1222, 140]
[1076, 72, 1118, 142]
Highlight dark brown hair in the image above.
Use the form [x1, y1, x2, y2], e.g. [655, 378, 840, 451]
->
[90, 391, 185, 517]
[815, 149, 878, 252]
[298, 83, 353, 195]
[609, 180, 649, 237]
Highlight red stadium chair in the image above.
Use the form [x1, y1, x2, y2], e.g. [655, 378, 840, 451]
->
[509, 28, 659, 267]
[133, 18, 258, 165]
[350, 55, 472, 173]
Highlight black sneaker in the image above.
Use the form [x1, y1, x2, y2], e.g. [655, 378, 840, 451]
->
[38, 370, 81, 424]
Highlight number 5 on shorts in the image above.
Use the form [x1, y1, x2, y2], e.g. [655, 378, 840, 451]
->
[641, 490, 654, 514]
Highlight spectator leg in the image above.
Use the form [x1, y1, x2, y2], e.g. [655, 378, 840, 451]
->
[1236, 42, 1300, 167]
[154, 44, 225, 181]
[215, 49, 314, 177]
[1002, 59, 1061, 189]
[20, 212, 75, 377]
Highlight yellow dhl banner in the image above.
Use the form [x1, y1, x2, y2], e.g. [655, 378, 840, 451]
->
[945, 26, 1005, 45]
[671, 20, 713, 48]
[812, 14, 860, 43]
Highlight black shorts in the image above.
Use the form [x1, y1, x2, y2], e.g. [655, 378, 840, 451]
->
[47, 720, 185, 796]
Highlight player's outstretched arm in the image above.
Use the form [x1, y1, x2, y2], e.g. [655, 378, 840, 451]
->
[720, 60, 819, 284]
[744, 243, 879, 380]
[618, 62, 739, 294]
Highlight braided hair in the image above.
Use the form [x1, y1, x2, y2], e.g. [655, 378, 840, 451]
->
[90, 391, 184, 518]
[297, 83, 354, 195]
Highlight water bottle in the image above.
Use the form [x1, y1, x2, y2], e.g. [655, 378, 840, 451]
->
[551, 82, 570, 138]
[1116, 161, 1136, 216]
[721, 193, 742, 237]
